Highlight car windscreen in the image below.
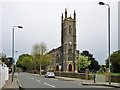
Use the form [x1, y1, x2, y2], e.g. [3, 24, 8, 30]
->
[47, 72, 54, 75]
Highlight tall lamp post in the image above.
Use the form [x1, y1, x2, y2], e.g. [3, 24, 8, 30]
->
[99, 2, 111, 85]
[12, 26, 23, 82]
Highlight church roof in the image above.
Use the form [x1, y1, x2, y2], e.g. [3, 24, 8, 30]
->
[48, 46, 62, 54]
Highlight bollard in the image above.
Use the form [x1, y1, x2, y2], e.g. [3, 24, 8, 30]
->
[106, 68, 109, 82]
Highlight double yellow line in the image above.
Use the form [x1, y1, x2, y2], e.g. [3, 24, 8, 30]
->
[17, 77, 23, 88]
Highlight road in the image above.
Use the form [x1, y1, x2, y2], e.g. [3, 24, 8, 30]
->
[96, 75, 105, 82]
[18, 72, 92, 88]
[90, 74, 106, 82]
[17, 72, 118, 89]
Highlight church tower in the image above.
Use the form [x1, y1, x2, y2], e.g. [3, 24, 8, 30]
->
[61, 8, 77, 72]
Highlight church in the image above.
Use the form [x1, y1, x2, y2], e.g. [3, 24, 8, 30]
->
[48, 9, 79, 72]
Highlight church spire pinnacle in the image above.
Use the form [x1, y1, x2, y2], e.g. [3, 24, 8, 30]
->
[70, 14, 71, 18]
[65, 8, 67, 18]
[61, 13, 63, 22]
[73, 10, 76, 20]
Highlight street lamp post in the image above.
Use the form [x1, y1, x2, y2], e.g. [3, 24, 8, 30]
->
[12, 26, 23, 82]
[99, 2, 111, 85]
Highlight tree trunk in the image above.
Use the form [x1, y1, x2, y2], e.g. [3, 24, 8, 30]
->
[35, 58, 37, 70]
[40, 62, 41, 76]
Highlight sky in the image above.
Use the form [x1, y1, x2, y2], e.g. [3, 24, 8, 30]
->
[0, 0, 119, 65]
[118, 1, 120, 50]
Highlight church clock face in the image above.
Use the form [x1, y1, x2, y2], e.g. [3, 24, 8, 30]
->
[69, 41, 72, 45]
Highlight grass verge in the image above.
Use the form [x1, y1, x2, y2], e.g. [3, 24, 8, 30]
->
[90, 73, 120, 75]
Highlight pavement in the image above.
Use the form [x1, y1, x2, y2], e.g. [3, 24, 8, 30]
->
[82, 75, 120, 88]
[2, 73, 19, 89]
[57, 76, 120, 88]
[56, 76, 120, 88]
[82, 82, 120, 88]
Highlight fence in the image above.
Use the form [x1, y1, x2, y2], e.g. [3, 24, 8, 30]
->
[0, 63, 9, 89]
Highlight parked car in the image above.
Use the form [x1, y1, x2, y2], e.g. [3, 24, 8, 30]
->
[44, 72, 55, 78]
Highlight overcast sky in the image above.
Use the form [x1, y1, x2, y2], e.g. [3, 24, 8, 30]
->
[0, 0, 119, 65]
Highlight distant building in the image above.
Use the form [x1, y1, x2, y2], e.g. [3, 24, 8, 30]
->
[48, 9, 79, 72]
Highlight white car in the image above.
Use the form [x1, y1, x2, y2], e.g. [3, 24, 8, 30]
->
[44, 72, 55, 78]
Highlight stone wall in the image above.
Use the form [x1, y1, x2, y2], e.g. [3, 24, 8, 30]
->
[111, 75, 120, 83]
[55, 72, 85, 79]
[26, 70, 46, 75]
[26, 69, 93, 80]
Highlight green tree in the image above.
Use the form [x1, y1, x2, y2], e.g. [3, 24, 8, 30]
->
[1, 54, 13, 68]
[81, 50, 100, 71]
[106, 50, 120, 73]
[100, 65, 106, 72]
[22, 57, 34, 70]
[16, 54, 34, 71]
[37, 54, 52, 71]
[1, 57, 9, 66]
[76, 56, 91, 70]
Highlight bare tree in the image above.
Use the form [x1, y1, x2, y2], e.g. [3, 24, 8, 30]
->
[32, 44, 40, 70]
[39, 42, 47, 75]
[40, 42, 47, 55]
[32, 42, 47, 75]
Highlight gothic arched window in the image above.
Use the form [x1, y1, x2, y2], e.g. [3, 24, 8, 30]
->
[68, 49, 72, 61]
[69, 25, 72, 34]
[56, 53, 60, 63]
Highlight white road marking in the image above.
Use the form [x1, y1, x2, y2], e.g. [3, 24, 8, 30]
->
[50, 79, 58, 81]
[36, 79, 41, 82]
[31, 77, 34, 80]
[44, 83, 55, 88]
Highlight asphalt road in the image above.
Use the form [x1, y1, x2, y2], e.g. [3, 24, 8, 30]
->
[96, 75, 105, 82]
[18, 72, 92, 88]
[17, 72, 118, 89]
